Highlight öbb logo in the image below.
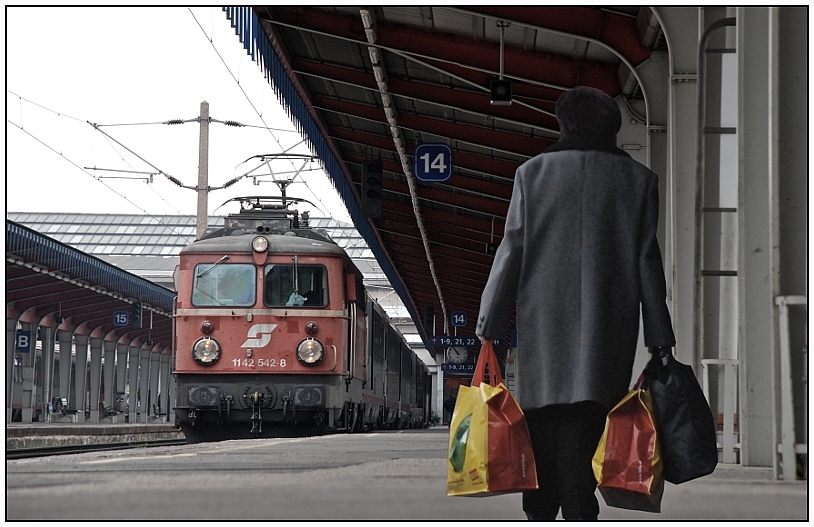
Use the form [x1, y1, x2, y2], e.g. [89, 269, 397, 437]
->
[241, 324, 278, 348]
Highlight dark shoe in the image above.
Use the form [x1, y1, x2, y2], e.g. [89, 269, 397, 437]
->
[525, 512, 556, 521]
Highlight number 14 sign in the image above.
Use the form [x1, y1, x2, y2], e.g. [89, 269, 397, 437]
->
[414, 143, 453, 182]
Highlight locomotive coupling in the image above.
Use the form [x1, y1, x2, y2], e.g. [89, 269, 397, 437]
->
[249, 390, 264, 436]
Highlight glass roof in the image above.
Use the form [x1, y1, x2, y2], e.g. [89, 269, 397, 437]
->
[7, 213, 379, 272]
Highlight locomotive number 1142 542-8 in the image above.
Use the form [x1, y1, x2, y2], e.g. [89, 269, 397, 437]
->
[231, 358, 288, 368]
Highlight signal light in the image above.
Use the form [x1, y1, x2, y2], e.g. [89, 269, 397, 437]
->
[361, 159, 383, 219]
[132, 301, 142, 328]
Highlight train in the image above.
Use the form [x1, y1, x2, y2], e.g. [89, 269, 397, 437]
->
[172, 196, 432, 441]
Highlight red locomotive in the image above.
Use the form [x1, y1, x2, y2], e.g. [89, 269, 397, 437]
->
[172, 197, 431, 441]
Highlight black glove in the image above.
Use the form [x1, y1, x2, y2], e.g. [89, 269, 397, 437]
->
[647, 346, 672, 383]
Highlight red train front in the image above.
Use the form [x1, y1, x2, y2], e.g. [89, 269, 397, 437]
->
[172, 198, 382, 441]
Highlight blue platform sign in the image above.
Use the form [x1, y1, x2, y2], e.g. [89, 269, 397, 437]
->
[451, 311, 467, 328]
[432, 335, 479, 348]
[113, 310, 129, 327]
[442, 363, 475, 374]
[431, 335, 503, 348]
[442, 362, 506, 378]
[414, 143, 453, 182]
[15, 331, 31, 353]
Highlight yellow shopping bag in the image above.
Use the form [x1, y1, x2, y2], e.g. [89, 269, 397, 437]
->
[446, 341, 538, 497]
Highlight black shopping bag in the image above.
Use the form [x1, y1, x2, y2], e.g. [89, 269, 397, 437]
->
[645, 356, 718, 484]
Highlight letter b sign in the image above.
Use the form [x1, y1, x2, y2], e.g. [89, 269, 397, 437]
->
[16, 331, 31, 353]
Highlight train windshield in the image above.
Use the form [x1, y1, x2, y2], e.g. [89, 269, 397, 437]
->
[191, 263, 256, 307]
[264, 264, 328, 307]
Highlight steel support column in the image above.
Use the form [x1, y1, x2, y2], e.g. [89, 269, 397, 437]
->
[651, 7, 701, 368]
[736, 6, 776, 467]
[775, 6, 809, 477]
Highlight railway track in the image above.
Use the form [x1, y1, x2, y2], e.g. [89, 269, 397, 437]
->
[6, 438, 188, 459]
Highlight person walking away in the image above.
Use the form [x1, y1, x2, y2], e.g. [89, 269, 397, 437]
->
[475, 86, 675, 521]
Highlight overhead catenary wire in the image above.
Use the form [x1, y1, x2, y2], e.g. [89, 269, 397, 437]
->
[8, 91, 192, 224]
[187, 7, 382, 215]
[8, 119, 193, 241]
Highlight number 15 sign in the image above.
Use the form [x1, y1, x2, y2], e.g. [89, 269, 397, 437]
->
[414, 143, 453, 182]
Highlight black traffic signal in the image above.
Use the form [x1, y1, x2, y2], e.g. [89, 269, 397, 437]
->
[132, 300, 142, 328]
[361, 159, 383, 219]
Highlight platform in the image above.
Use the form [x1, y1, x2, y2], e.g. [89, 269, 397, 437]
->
[6, 422, 185, 450]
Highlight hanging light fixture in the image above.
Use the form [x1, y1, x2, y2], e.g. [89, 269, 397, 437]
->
[490, 21, 512, 106]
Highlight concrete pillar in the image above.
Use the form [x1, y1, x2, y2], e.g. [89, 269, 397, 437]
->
[166, 355, 177, 424]
[20, 320, 40, 423]
[102, 339, 117, 418]
[736, 6, 778, 467]
[434, 349, 444, 423]
[7, 315, 20, 423]
[651, 7, 701, 368]
[139, 347, 151, 423]
[116, 341, 128, 403]
[73, 333, 89, 423]
[149, 351, 161, 420]
[89, 337, 103, 423]
[159, 353, 171, 422]
[40, 325, 56, 423]
[57, 328, 74, 406]
[128, 343, 140, 423]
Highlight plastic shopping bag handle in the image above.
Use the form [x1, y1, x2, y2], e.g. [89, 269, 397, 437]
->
[472, 340, 504, 387]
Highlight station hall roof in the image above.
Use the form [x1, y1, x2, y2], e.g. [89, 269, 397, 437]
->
[221, 7, 661, 359]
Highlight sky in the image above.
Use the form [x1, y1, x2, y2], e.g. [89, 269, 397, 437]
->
[5, 6, 352, 223]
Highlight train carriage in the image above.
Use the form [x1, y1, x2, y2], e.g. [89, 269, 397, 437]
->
[172, 197, 428, 441]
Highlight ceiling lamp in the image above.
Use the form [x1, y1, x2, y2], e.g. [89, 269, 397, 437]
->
[490, 21, 512, 106]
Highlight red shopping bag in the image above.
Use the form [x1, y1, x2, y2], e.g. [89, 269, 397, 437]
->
[447, 341, 538, 496]
[592, 377, 664, 512]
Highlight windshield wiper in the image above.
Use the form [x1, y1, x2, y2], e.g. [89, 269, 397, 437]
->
[196, 255, 229, 278]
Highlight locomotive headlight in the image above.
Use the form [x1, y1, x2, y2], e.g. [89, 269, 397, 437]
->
[296, 338, 324, 365]
[192, 337, 221, 366]
[252, 236, 269, 252]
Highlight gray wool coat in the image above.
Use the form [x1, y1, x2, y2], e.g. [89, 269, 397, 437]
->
[475, 149, 676, 411]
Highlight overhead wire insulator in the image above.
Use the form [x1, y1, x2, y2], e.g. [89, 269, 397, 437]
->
[164, 119, 185, 125]
[222, 120, 245, 127]
[166, 175, 184, 187]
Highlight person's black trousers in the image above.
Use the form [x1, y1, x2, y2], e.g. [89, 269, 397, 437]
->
[522, 401, 608, 520]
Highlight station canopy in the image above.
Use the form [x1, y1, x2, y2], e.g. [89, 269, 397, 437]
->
[232, 7, 660, 359]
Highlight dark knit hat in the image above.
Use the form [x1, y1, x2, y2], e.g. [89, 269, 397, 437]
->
[554, 86, 621, 138]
